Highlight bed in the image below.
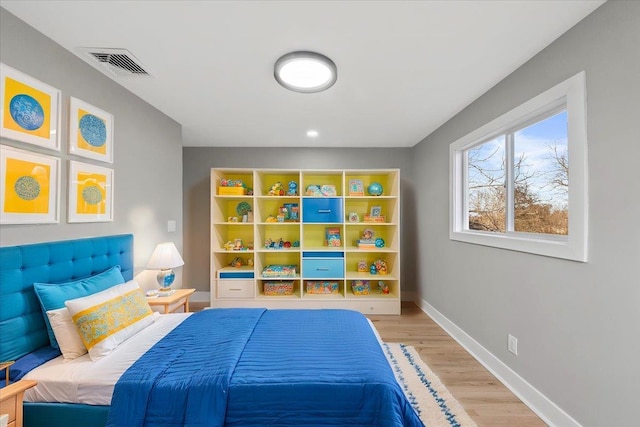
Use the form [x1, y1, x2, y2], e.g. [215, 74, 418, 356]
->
[0, 235, 423, 427]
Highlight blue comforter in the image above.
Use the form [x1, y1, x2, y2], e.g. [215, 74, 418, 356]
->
[106, 309, 423, 427]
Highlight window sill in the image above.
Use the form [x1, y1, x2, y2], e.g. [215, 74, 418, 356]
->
[450, 230, 586, 262]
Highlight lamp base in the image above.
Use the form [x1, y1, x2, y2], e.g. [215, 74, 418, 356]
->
[156, 268, 176, 292]
[158, 289, 176, 297]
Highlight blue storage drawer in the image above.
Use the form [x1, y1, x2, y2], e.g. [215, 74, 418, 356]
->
[302, 198, 343, 223]
[218, 270, 255, 279]
[303, 258, 344, 278]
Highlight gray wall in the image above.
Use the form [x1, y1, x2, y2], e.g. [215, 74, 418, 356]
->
[0, 9, 184, 289]
[411, 1, 639, 425]
[182, 147, 416, 295]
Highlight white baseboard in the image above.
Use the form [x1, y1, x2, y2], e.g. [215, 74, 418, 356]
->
[415, 297, 581, 427]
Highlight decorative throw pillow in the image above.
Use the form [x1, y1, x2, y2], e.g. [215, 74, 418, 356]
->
[65, 280, 156, 361]
[46, 308, 87, 360]
[34, 265, 126, 349]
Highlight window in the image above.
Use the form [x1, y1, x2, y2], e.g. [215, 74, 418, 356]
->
[450, 72, 588, 261]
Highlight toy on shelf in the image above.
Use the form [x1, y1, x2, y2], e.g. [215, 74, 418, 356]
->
[357, 260, 368, 272]
[372, 259, 387, 275]
[348, 212, 359, 223]
[367, 182, 383, 196]
[377, 281, 390, 294]
[230, 257, 243, 268]
[321, 185, 337, 196]
[287, 181, 298, 196]
[265, 215, 278, 222]
[305, 185, 322, 196]
[219, 178, 252, 195]
[236, 201, 251, 216]
[268, 182, 285, 196]
[357, 228, 376, 249]
[224, 239, 246, 251]
[265, 238, 291, 250]
[375, 237, 385, 248]
[247, 258, 254, 267]
[277, 207, 288, 222]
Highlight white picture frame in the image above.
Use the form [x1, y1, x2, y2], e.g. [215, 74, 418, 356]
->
[68, 160, 114, 223]
[0, 63, 61, 151]
[0, 144, 60, 224]
[68, 97, 114, 163]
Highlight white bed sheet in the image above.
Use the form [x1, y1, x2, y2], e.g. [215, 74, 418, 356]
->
[23, 313, 190, 405]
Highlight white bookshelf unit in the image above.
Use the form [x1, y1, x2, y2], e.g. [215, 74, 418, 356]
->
[210, 168, 400, 314]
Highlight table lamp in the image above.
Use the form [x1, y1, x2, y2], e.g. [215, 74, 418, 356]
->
[146, 242, 184, 294]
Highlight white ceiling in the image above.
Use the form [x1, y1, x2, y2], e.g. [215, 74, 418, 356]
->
[2, 1, 604, 148]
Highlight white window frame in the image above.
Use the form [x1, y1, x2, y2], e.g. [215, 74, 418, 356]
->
[450, 72, 588, 262]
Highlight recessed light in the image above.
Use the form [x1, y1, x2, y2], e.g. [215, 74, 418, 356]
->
[274, 51, 337, 93]
[306, 130, 319, 137]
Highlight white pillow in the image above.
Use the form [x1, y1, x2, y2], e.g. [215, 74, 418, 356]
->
[46, 307, 87, 360]
[65, 280, 157, 361]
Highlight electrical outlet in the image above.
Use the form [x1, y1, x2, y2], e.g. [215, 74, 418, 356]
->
[167, 220, 176, 232]
[508, 334, 518, 355]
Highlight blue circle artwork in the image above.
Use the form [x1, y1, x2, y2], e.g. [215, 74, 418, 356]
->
[14, 176, 40, 200]
[82, 186, 103, 205]
[79, 114, 107, 147]
[9, 94, 45, 131]
[367, 182, 383, 196]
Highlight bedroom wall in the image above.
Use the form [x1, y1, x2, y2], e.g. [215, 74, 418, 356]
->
[0, 9, 184, 289]
[182, 147, 416, 295]
[411, 1, 639, 426]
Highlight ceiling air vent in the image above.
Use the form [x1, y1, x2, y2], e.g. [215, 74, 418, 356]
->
[78, 48, 151, 77]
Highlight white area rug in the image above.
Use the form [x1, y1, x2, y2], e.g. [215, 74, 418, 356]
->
[383, 342, 477, 427]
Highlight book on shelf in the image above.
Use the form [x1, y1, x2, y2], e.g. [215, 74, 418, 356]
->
[357, 240, 377, 249]
[325, 227, 342, 247]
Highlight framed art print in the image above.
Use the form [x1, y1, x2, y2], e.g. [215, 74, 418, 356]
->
[69, 97, 114, 163]
[68, 160, 113, 222]
[370, 205, 382, 217]
[0, 63, 61, 151]
[0, 145, 60, 224]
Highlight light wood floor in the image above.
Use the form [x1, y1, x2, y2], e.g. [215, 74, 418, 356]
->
[367, 302, 547, 427]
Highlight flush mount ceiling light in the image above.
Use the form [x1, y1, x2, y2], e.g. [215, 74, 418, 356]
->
[274, 51, 337, 93]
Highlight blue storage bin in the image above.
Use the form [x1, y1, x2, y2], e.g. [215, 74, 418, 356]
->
[302, 198, 343, 223]
[303, 258, 344, 278]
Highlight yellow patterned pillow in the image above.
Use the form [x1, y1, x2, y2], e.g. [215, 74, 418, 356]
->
[65, 280, 157, 361]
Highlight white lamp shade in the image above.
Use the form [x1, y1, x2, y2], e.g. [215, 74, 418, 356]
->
[146, 242, 184, 270]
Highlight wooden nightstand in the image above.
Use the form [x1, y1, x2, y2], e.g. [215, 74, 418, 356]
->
[147, 288, 196, 314]
[0, 379, 37, 427]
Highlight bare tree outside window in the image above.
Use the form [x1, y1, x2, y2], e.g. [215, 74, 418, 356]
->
[466, 111, 568, 235]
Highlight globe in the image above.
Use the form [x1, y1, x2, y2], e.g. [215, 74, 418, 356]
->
[367, 182, 383, 196]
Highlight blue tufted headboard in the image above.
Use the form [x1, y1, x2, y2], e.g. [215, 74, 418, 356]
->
[0, 234, 133, 362]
